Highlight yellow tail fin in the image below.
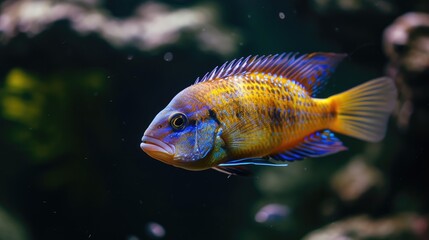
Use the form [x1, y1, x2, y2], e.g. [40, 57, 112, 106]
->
[329, 77, 397, 142]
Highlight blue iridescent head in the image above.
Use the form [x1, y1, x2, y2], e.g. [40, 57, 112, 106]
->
[140, 89, 220, 170]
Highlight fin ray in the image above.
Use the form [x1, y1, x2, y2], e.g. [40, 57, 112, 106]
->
[195, 52, 347, 96]
[219, 130, 347, 166]
[269, 130, 347, 162]
[219, 158, 289, 167]
[329, 77, 397, 142]
[212, 166, 252, 176]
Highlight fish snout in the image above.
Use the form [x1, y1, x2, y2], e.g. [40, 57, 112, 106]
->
[140, 135, 175, 162]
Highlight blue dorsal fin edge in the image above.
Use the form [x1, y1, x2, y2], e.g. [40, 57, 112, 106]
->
[194, 52, 347, 96]
[218, 130, 347, 167]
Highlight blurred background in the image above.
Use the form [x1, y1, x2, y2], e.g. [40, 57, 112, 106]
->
[0, 0, 428, 239]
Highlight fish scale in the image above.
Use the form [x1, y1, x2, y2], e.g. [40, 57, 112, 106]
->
[189, 72, 333, 159]
[141, 52, 397, 175]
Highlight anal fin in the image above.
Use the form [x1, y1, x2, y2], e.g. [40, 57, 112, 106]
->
[216, 130, 346, 169]
[270, 130, 347, 162]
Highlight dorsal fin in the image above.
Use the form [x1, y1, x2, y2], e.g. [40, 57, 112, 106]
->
[195, 52, 347, 96]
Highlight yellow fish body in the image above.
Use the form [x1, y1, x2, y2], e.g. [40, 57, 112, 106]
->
[141, 53, 397, 175]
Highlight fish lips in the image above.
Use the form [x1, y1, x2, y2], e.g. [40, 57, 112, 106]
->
[140, 135, 175, 163]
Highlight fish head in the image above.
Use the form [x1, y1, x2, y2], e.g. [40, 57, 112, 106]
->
[141, 94, 220, 169]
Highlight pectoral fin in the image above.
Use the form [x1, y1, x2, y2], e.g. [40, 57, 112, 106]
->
[218, 157, 289, 167]
[212, 166, 252, 176]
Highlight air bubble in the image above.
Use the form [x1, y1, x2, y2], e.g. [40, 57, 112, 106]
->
[163, 52, 173, 62]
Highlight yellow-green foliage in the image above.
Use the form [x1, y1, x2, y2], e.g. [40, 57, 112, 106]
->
[0, 68, 107, 162]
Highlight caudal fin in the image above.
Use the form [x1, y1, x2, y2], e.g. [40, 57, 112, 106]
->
[329, 77, 397, 142]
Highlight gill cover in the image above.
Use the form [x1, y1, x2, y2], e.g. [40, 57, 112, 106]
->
[173, 116, 218, 162]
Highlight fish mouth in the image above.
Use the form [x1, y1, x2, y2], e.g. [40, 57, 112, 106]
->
[140, 135, 175, 163]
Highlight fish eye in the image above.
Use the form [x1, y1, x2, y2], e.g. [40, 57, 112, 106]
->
[169, 113, 188, 130]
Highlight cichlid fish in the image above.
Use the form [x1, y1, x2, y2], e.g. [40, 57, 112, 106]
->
[140, 52, 397, 176]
